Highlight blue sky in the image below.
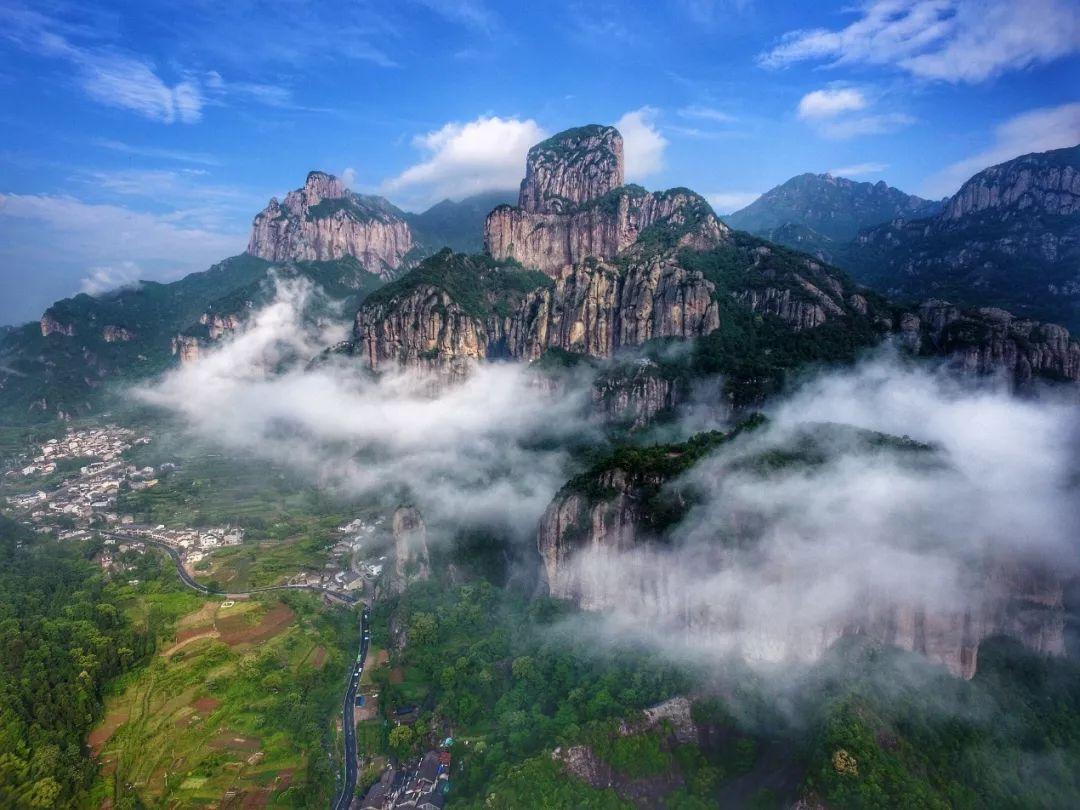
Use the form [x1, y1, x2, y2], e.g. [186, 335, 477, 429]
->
[0, 0, 1078, 325]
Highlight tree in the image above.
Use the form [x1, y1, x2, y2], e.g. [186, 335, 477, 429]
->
[389, 724, 415, 759]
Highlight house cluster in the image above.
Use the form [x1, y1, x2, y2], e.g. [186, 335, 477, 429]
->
[118, 523, 244, 564]
[4, 426, 157, 536]
[15, 426, 149, 478]
[360, 750, 450, 809]
[285, 515, 389, 593]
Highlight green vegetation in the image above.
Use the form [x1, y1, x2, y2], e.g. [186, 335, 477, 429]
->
[93, 591, 355, 808]
[365, 581, 690, 803]
[801, 638, 1080, 808]
[305, 194, 403, 223]
[0, 517, 164, 808]
[362, 249, 552, 320]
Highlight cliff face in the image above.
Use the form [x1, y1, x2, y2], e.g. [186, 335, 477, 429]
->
[900, 300, 1080, 382]
[485, 125, 729, 276]
[247, 171, 413, 277]
[40, 314, 75, 337]
[352, 251, 721, 372]
[942, 148, 1080, 221]
[519, 125, 625, 214]
[391, 505, 431, 593]
[847, 145, 1080, 331]
[536, 430, 1067, 680]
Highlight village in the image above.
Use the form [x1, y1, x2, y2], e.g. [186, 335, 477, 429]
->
[3, 425, 244, 557]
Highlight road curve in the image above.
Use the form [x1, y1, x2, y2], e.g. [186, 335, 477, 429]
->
[106, 533, 358, 604]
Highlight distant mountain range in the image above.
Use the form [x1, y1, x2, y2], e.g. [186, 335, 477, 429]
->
[725, 145, 1080, 329]
[724, 172, 942, 242]
[2, 131, 1077, 423]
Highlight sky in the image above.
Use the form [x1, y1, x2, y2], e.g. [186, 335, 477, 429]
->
[0, 0, 1077, 325]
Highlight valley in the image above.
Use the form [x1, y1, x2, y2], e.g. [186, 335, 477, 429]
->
[1, 119, 1078, 810]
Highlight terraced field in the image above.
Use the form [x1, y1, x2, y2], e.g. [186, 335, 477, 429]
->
[91, 594, 353, 808]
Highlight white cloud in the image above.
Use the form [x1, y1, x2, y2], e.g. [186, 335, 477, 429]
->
[797, 88, 868, 119]
[677, 105, 738, 124]
[0, 193, 247, 302]
[136, 279, 600, 542]
[760, 0, 1080, 83]
[708, 191, 760, 214]
[828, 161, 889, 177]
[616, 107, 668, 180]
[93, 138, 220, 166]
[381, 116, 547, 208]
[340, 167, 358, 188]
[76, 53, 204, 123]
[80, 261, 142, 296]
[923, 102, 1080, 197]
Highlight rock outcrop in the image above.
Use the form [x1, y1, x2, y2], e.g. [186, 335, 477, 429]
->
[536, 430, 1068, 679]
[40, 314, 74, 337]
[170, 335, 201, 364]
[391, 505, 430, 593]
[353, 252, 721, 373]
[102, 325, 135, 342]
[485, 125, 729, 276]
[899, 300, 1080, 382]
[247, 171, 413, 278]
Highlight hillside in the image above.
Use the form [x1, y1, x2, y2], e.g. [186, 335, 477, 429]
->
[844, 145, 1080, 329]
[724, 172, 941, 243]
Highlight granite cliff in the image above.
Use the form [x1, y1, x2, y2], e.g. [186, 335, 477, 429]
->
[484, 125, 729, 276]
[535, 424, 1067, 679]
[247, 171, 414, 277]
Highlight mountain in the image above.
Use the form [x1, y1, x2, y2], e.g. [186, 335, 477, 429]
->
[247, 171, 413, 277]
[537, 419, 1066, 680]
[406, 190, 516, 254]
[348, 125, 1079, 400]
[0, 254, 383, 420]
[724, 172, 942, 243]
[3, 132, 1078, 424]
[845, 145, 1080, 330]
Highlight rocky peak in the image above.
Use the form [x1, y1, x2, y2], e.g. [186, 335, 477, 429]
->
[486, 124, 727, 276]
[519, 124, 624, 214]
[941, 145, 1080, 222]
[247, 171, 413, 277]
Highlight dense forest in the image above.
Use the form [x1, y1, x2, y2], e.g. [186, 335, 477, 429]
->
[0, 516, 160, 807]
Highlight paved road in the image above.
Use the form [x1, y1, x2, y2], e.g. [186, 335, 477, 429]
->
[334, 606, 371, 810]
[105, 533, 358, 604]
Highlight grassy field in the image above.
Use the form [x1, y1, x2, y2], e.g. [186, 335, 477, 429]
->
[90, 591, 356, 808]
[192, 534, 333, 591]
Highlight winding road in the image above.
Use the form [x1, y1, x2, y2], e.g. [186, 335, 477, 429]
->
[109, 531, 370, 809]
[333, 606, 371, 810]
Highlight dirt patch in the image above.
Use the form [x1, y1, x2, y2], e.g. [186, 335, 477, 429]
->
[217, 603, 295, 646]
[210, 733, 263, 752]
[241, 788, 271, 809]
[389, 667, 404, 684]
[375, 649, 390, 667]
[357, 694, 380, 722]
[309, 646, 328, 669]
[194, 697, 222, 713]
[176, 624, 215, 643]
[88, 710, 127, 757]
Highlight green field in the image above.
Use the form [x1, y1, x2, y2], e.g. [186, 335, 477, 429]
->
[91, 591, 356, 808]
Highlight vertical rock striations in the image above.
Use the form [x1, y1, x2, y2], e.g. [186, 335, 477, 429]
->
[485, 125, 730, 276]
[247, 171, 413, 277]
[391, 505, 431, 593]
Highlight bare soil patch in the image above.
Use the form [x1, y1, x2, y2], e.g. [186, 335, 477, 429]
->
[389, 667, 404, 684]
[88, 710, 127, 756]
[310, 646, 328, 669]
[217, 603, 295, 646]
[210, 733, 263, 752]
[194, 697, 222, 713]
